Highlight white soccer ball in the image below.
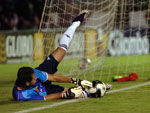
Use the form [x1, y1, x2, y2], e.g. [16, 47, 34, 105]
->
[79, 58, 91, 70]
[88, 80, 106, 97]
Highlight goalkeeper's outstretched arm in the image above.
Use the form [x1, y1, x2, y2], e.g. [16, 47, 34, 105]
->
[44, 92, 63, 100]
[47, 73, 72, 82]
[44, 73, 91, 100]
[47, 73, 92, 87]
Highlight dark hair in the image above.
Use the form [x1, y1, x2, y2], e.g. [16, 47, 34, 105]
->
[15, 67, 34, 87]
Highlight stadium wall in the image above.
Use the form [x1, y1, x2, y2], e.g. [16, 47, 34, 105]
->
[0, 30, 43, 64]
[0, 28, 149, 64]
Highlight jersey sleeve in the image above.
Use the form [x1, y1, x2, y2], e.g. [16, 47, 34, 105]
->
[24, 95, 45, 101]
[19, 95, 45, 101]
[13, 88, 45, 101]
[34, 69, 48, 82]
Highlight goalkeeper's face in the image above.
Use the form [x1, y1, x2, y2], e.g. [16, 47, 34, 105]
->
[26, 74, 37, 87]
[30, 74, 37, 86]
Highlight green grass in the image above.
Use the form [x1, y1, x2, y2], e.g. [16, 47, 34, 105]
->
[0, 55, 150, 113]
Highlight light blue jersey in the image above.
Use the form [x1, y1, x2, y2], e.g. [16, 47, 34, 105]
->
[13, 69, 48, 101]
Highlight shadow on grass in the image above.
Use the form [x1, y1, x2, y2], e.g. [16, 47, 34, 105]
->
[0, 98, 25, 105]
[0, 80, 15, 87]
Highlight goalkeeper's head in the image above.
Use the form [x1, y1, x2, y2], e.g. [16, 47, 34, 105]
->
[15, 67, 37, 88]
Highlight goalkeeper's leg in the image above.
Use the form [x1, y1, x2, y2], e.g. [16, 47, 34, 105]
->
[52, 21, 80, 63]
[52, 10, 89, 63]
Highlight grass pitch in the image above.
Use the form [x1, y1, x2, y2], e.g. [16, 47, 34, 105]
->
[0, 55, 150, 113]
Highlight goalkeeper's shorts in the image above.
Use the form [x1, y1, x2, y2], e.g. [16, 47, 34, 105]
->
[45, 84, 64, 95]
[35, 54, 59, 74]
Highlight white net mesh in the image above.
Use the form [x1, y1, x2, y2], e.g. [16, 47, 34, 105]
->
[38, 0, 118, 76]
[38, 0, 150, 81]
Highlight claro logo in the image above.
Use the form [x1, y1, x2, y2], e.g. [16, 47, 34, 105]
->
[108, 30, 149, 56]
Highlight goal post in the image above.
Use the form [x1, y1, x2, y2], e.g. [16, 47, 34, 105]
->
[37, 0, 150, 82]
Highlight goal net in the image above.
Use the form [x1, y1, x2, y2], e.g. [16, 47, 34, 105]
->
[38, 0, 150, 81]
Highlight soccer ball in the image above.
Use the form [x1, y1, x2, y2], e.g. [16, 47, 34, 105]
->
[79, 58, 91, 70]
[88, 80, 106, 98]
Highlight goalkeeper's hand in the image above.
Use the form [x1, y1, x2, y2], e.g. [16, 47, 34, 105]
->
[71, 78, 92, 87]
[62, 86, 83, 99]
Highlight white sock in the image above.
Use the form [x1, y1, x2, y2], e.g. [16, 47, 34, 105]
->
[59, 21, 80, 51]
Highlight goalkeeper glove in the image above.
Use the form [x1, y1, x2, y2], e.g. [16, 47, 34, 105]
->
[71, 78, 92, 87]
[62, 86, 83, 99]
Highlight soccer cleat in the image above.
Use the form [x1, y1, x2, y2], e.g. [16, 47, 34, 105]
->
[105, 84, 112, 92]
[72, 10, 89, 23]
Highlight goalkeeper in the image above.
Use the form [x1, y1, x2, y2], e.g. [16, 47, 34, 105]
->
[13, 11, 111, 101]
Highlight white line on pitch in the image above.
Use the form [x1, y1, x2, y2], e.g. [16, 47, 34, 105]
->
[107, 82, 150, 94]
[14, 82, 150, 113]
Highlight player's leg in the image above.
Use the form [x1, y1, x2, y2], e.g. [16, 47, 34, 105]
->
[35, 21, 81, 73]
[36, 10, 89, 73]
[52, 10, 89, 63]
[51, 21, 80, 63]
